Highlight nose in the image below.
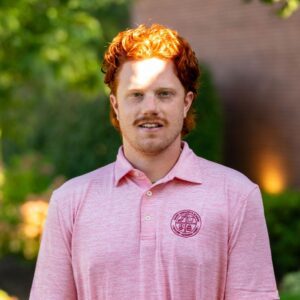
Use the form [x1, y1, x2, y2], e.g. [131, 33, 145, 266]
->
[141, 94, 159, 115]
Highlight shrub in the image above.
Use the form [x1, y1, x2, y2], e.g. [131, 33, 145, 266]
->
[263, 190, 300, 282]
[27, 93, 121, 178]
[185, 64, 224, 163]
[280, 270, 300, 295]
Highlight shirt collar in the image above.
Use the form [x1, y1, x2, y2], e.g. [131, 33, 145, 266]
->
[114, 147, 135, 186]
[114, 141, 203, 186]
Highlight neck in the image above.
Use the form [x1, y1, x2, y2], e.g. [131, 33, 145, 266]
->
[123, 138, 183, 183]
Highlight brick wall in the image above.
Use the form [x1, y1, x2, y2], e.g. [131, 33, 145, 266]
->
[132, 0, 300, 190]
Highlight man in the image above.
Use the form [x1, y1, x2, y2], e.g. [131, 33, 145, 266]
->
[30, 24, 279, 299]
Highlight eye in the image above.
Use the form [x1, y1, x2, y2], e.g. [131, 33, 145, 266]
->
[130, 92, 143, 99]
[157, 90, 173, 98]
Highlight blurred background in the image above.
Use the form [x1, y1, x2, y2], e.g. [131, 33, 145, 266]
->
[0, 0, 300, 299]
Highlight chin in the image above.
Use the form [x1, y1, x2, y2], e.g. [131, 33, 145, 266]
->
[136, 137, 179, 155]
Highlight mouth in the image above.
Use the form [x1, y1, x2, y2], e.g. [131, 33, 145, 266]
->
[136, 120, 164, 131]
[138, 123, 163, 129]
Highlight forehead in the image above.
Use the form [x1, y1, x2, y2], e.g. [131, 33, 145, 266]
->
[117, 58, 181, 90]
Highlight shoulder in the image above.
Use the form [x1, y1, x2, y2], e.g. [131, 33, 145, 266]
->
[44, 162, 115, 231]
[194, 156, 262, 226]
[196, 156, 258, 197]
[51, 162, 115, 206]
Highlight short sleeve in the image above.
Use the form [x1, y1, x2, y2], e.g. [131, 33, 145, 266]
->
[225, 187, 279, 300]
[29, 192, 77, 300]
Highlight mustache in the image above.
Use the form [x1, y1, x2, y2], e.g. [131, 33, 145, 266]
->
[133, 116, 168, 126]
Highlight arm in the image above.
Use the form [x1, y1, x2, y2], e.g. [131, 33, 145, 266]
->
[225, 187, 279, 300]
[29, 192, 77, 300]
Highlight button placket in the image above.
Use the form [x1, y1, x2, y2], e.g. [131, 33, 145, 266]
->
[140, 189, 156, 239]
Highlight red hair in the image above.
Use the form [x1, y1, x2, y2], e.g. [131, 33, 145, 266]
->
[102, 24, 200, 136]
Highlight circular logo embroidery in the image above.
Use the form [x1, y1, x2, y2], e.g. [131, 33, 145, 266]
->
[171, 210, 201, 238]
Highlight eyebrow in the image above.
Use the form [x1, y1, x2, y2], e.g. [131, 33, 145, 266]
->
[126, 88, 143, 93]
[126, 87, 177, 93]
[155, 87, 176, 92]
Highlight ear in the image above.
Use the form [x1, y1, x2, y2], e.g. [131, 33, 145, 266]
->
[110, 94, 119, 120]
[183, 91, 194, 118]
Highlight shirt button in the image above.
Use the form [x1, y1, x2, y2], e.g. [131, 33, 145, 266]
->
[145, 215, 152, 221]
[146, 190, 152, 197]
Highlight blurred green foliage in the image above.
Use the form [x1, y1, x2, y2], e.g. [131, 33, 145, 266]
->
[0, 0, 130, 162]
[280, 294, 300, 300]
[280, 270, 300, 296]
[0, 0, 130, 259]
[24, 93, 120, 178]
[185, 64, 223, 163]
[263, 191, 300, 282]
[3, 153, 54, 207]
[246, 0, 300, 17]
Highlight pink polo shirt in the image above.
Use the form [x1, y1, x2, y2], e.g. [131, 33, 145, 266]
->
[30, 142, 279, 300]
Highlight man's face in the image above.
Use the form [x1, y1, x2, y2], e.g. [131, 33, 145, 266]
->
[110, 58, 194, 156]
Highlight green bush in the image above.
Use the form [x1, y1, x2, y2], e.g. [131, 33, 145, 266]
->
[280, 270, 300, 295]
[185, 64, 223, 163]
[0, 152, 61, 259]
[280, 294, 300, 300]
[27, 94, 121, 178]
[1, 0, 130, 173]
[263, 191, 300, 282]
[2, 153, 55, 207]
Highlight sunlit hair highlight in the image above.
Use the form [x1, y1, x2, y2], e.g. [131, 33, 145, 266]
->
[102, 24, 200, 136]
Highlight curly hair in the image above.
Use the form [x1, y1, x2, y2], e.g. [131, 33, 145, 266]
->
[102, 24, 200, 136]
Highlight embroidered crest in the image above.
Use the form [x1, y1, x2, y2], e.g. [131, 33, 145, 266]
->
[171, 209, 201, 238]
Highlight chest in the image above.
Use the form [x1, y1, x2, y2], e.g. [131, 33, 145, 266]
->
[71, 182, 229, 271]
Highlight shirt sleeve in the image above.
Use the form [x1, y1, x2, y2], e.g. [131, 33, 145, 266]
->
[225, 187, 279, 300]
[29, 192, 77, 300]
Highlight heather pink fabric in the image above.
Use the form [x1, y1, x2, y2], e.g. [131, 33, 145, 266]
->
[30, 142, 279, 300]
